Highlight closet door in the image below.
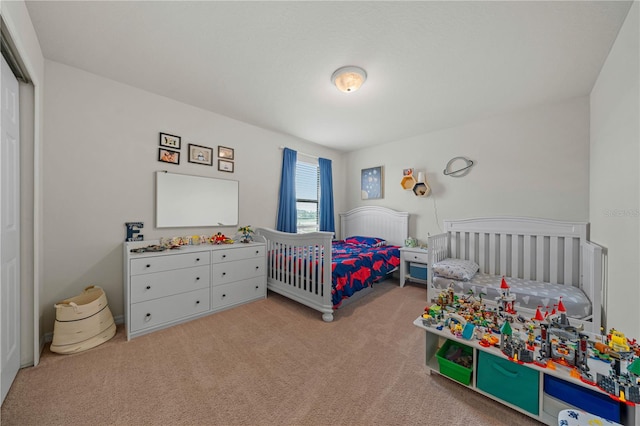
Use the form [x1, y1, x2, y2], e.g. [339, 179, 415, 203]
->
[1, 55, 21, 404]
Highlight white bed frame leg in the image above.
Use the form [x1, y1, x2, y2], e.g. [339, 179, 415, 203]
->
[322, 312, 334, 322]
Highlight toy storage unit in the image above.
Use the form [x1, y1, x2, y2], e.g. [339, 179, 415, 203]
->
[50, 285, 116, 354]
[413, 317, 639, 426]
[436, 339, 473, 385]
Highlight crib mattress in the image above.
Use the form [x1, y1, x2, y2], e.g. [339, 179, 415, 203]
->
[432, 274, 591, 319]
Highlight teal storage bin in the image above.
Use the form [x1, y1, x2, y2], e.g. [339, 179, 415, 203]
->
[477, 351, 539, 415]
[436, 339, 473, 385]
[409, 263, 427, 280]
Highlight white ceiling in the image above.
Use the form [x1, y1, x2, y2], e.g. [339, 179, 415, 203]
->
[25, 1, 632, 152]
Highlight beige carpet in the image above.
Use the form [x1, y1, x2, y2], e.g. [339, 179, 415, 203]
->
[1, 280, 542, 426]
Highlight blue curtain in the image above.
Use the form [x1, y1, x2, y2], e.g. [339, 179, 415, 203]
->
[276, 148, 297, 233]
[319, 157, 335, 233]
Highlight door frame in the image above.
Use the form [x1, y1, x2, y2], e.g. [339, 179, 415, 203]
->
[1, 12, 43, 369]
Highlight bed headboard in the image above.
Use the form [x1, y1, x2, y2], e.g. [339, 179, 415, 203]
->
[339, 206, 409, 247]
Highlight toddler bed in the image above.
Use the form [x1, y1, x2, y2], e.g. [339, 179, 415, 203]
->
[427, 217, 603, 334]
[256, 206, 409, 322]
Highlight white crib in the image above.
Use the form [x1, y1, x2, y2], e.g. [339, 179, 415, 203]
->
[257, 206, 409, 322]
[427, 217, 604, 334]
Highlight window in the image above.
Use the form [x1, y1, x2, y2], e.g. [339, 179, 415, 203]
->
[296, 160, 319, 233]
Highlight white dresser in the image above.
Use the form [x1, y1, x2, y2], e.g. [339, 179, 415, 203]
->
[124, 241, 266, 340]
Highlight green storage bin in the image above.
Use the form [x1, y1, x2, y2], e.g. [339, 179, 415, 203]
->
[436, 339, 473, 385]
[477, 351, 539, 415]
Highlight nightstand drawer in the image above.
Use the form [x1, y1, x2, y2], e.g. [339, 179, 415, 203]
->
[403, 250, 428, 263]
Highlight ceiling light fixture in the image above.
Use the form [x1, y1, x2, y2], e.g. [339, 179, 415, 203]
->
[331, 66, 367, 93]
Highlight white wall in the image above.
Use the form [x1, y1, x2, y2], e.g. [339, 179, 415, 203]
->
[590, 2, 639, 337]
[2, 0, 45, 365]
[345, 97, 590, 243]
[42, 60, 345, 334]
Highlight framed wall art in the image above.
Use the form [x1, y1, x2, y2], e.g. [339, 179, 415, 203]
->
[188, 144, 213, 166]
[218, 159, 234, 173]
[158, 148, 180, 165]
[361, 166, 383, 200]
[218, 146, 234, 160]
[159, 132, 181, 149]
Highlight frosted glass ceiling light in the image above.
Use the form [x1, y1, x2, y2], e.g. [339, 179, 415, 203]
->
[331, 66, 367, 93]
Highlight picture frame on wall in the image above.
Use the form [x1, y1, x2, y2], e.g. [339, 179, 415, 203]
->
[218, 159, 234, 173]
[361, 166, 383, 200]
[158, 148, 180, 165]
[218, 146, 234, 160]
[188, 144, 213, 166]
[159, 132, 181, 149]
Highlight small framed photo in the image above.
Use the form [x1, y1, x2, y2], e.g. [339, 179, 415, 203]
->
[158, 148, 180, 165]
[159, 132, 181, 149]
[218, 159, 234, 173]
[403, 168, 414, 176]
[188, 144, 213, 166]
[218, 146, 234, 160]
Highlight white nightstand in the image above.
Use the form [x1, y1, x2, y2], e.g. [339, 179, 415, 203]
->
[399, 247, 428, 287]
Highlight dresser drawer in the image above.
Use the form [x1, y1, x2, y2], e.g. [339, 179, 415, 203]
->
[130, 251, 210, 275]
[130, 288, 210, 332]
[403, 250, 428, 263]
[477, 351, 539, 415]
[212, 276, 266, 309]
[130, 265, 210, 303]
[211, 245, 265, 264]
[212, 257, 265, 285]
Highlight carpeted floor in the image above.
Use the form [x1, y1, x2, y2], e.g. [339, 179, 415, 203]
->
[1, 279, 542, 425]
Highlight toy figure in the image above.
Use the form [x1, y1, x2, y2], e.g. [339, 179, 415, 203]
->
[238, 225, 254, 243]
[211, 232, 228, 244]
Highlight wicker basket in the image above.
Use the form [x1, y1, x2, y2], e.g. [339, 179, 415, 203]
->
[50, 285, 116, 354]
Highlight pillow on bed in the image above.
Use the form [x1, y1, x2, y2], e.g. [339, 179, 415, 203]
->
[344, 236, 387, 247]
[432, 258, 479, 281]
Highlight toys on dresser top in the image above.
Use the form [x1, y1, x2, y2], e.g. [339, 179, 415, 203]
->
[153, 234, 237, 249]
[210, 232, 234, 244]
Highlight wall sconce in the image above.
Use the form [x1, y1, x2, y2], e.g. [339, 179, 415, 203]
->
[331, 66, 367, 93]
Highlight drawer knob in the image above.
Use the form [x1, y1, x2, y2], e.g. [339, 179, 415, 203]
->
[222, 254, 226, 258]
[255, 285, 259, 289]
[222, 294, 226, 298]
[255, 266, 259, 270]
[146, 285, 151, 290]
[196, 258, 200, 262]
[146, 264, 151, 268]
[196, 300, 200, 305]
[196, 277, 200, 281]
[222, 272, 226, 276]
[145, 313, 151, 321]
[256, 250, 259, 254]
